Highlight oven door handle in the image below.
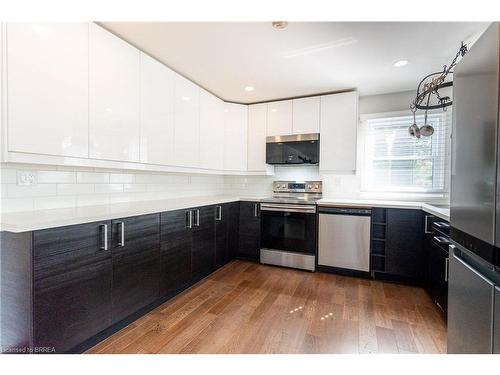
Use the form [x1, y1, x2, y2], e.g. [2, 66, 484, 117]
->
[260, 203, 316, 214]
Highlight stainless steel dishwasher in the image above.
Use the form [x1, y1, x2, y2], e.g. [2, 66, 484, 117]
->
[318, 207, 371, 273]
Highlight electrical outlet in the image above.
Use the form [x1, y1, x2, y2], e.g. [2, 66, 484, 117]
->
[17, 170, 37, 186]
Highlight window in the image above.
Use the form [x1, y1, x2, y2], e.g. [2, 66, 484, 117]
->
[361, 110, 451, 194]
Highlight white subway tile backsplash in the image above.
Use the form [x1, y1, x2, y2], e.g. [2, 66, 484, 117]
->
[94, 184, 124, 194]
[0, 169, 17, 184]
[123, 184, 147, 193]
[110, 173, 135, 183]
[76, 172, 110, 184]
[57, 184, 94, 196]
[0, 162, 273, 213]
[146, 183, 171, 192]
[7, 184, 57, 198]
[37, 171, 76, 184]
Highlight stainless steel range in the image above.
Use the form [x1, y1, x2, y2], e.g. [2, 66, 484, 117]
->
[260, 181, 322, 271]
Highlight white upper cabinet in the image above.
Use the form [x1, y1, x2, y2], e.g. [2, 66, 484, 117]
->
[224, 103, 248, 172]
[89, 23, 141, 162]
[266, 100, 293, 136]
[173, 74, 200, 168]
[7, 23, 89, 158]
[319, 91, 358, 172]
[199, 89, 224, 170]
[292, 97, 320, 134]
[140, 52, 175, 165]
[247, 103, 268, 172]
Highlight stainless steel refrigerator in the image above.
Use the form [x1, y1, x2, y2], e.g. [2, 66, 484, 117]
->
[449, 22, 500, 354]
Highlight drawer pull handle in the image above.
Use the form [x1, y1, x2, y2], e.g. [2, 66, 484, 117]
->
[194, 209, 200, 227]
[118, 221, 125, 247]
[100, 224, 108, 251]
[186, 210, 193, 229]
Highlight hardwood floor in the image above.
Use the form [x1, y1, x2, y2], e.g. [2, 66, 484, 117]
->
[87, 260, 447, 354]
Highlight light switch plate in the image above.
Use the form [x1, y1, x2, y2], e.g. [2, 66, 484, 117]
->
[17, 170, 37, 186]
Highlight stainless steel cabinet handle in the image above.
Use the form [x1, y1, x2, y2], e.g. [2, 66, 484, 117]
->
[424, 215, 433, 234]
[194, 209, 200, 227]
[261, 203, 316, 214]
[444, 257, 449, 282]
[216, 205, 222, 221]
[118, 221, 125, 247]
[186, 210, 193, 229]
[254, 203, 259, 217]
[100, 224, 108, 251]
[433, 236, 450, 245]
[434, 222, 450, 228]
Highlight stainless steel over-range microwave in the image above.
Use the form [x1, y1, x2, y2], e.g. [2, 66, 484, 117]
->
[265, 133, 319, 165]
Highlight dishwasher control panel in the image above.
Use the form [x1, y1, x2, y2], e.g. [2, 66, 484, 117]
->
[318, 207, 372, 215]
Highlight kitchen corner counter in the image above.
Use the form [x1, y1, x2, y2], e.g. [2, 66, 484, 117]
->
[317, 198, 450, 221]
[0, 195, 267, 233]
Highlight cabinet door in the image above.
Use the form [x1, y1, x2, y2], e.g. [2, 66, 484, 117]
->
[224, 103, 248, 171]
[385, 209, 423, 281]
[292, 97, 320, 134]
[89, 23, 141, 162]
[215, 203, 239, 268]
[140, 52, 175, 165]
[160, 209, 192, 296]
[319, 92, 358, 172]
[111, 214, 160, 323]
[428, 240, 448, 313]
[237, 201, 261, 261]
[267, 100, 293, 136]
[247, 103, 268, 172]
[174, 74, 200, 168]
[215, 205, 228, 268]
[191, 206, 216, 281]
[7, 23, 89, 158]
[33, 221, 112, 353]
[200, 90, 224, 170]
[227, 202, 240, 261]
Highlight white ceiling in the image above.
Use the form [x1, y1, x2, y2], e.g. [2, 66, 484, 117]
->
[101, 22, 489, 103]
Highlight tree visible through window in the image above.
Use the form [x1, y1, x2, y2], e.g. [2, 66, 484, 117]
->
[362, 111, 451, 193]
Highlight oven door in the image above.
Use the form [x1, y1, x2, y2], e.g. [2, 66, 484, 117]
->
[260, 203, 317, 254]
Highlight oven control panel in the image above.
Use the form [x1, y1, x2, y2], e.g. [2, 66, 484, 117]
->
[273, 180, 323, 193]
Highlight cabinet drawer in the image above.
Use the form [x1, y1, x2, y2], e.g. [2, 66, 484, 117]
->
[33, 221, 111, 280]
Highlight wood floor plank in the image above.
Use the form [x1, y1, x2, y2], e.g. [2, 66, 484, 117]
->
[375, 326, 399, 353]
[88, 260, 447, 354]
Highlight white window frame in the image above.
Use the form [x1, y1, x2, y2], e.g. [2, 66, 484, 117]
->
[359, 109, 452, 199]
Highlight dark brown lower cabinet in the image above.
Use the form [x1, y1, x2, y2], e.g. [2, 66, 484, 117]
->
[32, 221, 113, 353]
[372, 208, 424, 285]
[160, 209, 192, 297]
[111, 214, 160, 323]
[191, 206, 216, 281]
[215, 202, 240, 268]
[236, 201, 261, 261]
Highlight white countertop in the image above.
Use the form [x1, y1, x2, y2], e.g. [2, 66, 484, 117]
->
[1, 195, 450, 233]
[317, 198, 450, 221]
